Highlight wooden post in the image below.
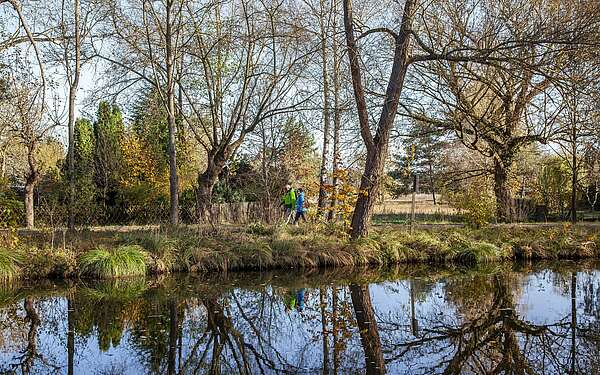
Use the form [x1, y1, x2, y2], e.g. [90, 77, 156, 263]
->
[410, 174, 418, 234]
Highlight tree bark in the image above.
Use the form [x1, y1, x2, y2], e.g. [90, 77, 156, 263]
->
[196, 155, 226, 222]
[165, 0, 179, 225]
[571, 119, 578, 224]
[23, 296, 40, 373]
[343, 0, 416, 238]
[319, 287, 330, 374]
[168, 299, 178, 375]
[350, 283, 385, 374]
[317, 0, 332, 213]
[570, 272, 577, 375]
[68, 297, 75, 375]
[24, 178, 35, 229]
[25, 148, 38, 229]
[67, 0, 81, 231]
[493, 159, 514, 223]
[328, 3, 342, 222]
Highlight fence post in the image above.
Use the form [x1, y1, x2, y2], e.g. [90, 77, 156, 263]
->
[410, 174, 419, 234]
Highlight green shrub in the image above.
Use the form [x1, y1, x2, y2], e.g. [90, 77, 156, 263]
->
[447, 187, 496, 228]
[79, 246, 147, 279]
[0, 248, 22, 283]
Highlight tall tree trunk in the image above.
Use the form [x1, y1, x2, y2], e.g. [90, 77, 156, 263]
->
[350, 283, 385, 374]
[570, 272, 577, 375]
[166, 0, 179, 225]
[328, 3, 342, 222]
[571, 119, 578, 224]
[317, 0, 332, 213]
[493, 159, 514, 223]
[67, 0, 81, 231]
[332, 286, 340, 373]
[168, 299, 178, 375]
[320, 287, 330, 374]
[68, 297, 75, 375]
[343, 0, 416, 238]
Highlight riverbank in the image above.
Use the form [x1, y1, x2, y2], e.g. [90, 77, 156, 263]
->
[1, 223, 599, 280]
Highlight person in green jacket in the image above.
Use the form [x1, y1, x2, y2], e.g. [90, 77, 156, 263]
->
[280, 184, 296, 224]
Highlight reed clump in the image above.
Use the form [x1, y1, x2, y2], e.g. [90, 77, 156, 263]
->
[79, 246, 147, 279]
[0, 247, 22, 283]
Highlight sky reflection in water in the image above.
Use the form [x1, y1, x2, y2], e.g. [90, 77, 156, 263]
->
[0, 262, 599, 374]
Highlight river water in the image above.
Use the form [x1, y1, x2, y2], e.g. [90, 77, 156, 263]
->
[0, 261, 598, 374]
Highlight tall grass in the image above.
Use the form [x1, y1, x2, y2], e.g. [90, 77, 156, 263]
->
[79, 246, 147, 279]
[9, 223, 600, 280]
[0, 248, 22, 283]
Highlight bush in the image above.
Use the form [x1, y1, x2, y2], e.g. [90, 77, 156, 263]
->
[448, 186, 496, 228]
[79, 246, 147, 279]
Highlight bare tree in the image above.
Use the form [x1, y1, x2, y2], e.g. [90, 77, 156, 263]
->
[1, 75, 53, 228]
[551, 46, 600, 223]
[42, 0, 96, 229]
[181, 0, 314, 221]
[99, 0, 186, 225]
[409, 0, 600, 223]
[342, 0, 417, 238]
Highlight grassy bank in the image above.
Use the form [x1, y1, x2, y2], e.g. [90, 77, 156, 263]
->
[1, 223, 599, 280]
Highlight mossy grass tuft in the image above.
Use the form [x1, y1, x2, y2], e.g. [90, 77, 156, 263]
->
[0, 247, 22, 283]
[79, 245, 147, 279]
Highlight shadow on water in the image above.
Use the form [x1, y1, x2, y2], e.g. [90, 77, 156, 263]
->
[1, 261, 600, 374]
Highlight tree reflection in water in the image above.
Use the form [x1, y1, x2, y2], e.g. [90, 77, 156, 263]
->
[1, 264, 600, 374]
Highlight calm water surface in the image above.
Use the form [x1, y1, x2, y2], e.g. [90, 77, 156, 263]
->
[1, 262, 599, 374]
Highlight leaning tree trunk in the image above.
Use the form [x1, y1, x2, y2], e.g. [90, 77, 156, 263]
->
[351, 146, 388, 238]
[343, 0, 416, 239]
[493, 159, 514, 223]
[350, 283, 386, 374]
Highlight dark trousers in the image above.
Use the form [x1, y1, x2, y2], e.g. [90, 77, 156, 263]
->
[294, 210, 306, 224]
